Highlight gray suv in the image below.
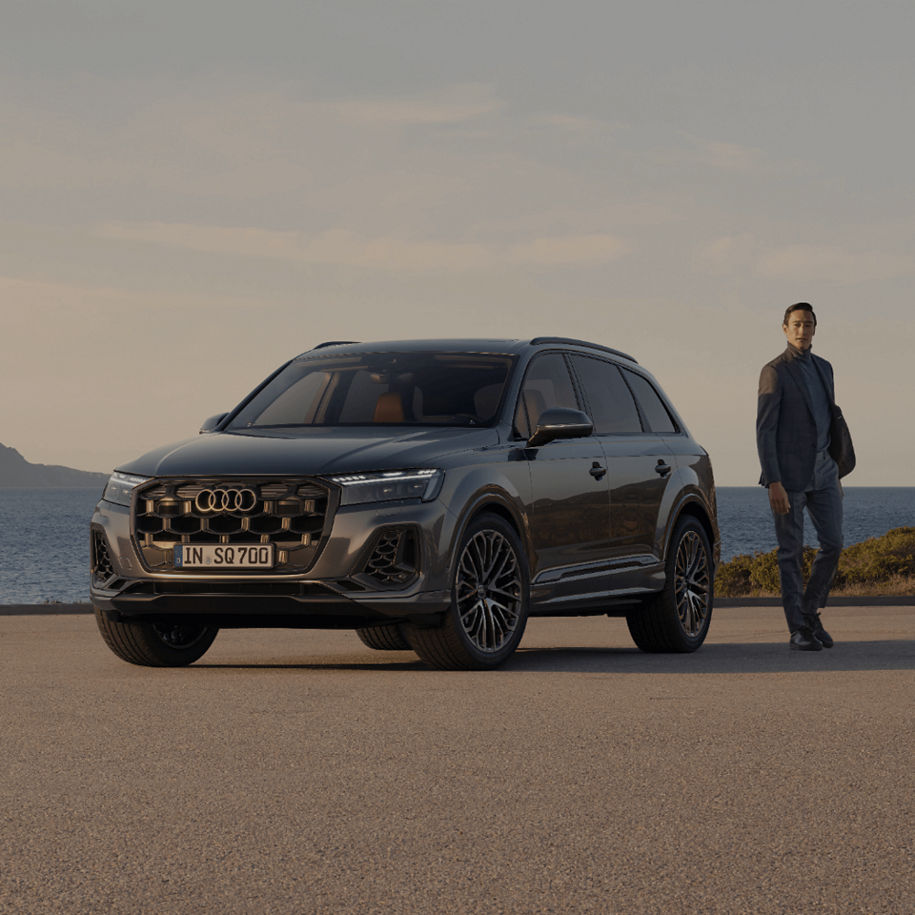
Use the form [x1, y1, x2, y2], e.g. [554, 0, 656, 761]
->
[91, 337, 719, 669]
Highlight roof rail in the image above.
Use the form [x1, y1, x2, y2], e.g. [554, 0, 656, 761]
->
[529, 336, 638, 364]
[312, 340, 360, 350]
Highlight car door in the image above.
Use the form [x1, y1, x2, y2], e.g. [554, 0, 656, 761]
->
[515, 352, 612, 597]
[569, 356, 674, 577]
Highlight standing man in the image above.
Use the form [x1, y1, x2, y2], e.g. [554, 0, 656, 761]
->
[756, 303, 853, 651]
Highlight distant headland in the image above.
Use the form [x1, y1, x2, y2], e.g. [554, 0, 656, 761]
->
[0, 443, 108, 489]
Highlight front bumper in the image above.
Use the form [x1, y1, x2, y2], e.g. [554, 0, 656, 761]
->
[90, 493, 456, 627]
[91, 581, 451, 628]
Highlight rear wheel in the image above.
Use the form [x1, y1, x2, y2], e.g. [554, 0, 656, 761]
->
[626, 517, 713, 652]
[356, 623, 410, 651]
[406, 514, 529, 670]
[94, 607, 218, 666]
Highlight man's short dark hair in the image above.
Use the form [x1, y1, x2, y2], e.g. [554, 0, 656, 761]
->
[783, 302, 817, 326]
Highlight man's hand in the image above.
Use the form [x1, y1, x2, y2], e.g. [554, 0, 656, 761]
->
[768, 481, 790, 515]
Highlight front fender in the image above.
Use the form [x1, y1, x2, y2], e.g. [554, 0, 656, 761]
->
[435, 452, 532, 584]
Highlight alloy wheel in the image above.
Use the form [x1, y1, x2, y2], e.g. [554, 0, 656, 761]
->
[674, 530, 710, 636]
[455, 529, 523, 653]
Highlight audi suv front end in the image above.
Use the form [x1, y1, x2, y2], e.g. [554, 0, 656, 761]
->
[91, 338, 719, 669]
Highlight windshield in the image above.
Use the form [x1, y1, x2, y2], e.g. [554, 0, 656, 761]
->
[227, 352, 516, 429]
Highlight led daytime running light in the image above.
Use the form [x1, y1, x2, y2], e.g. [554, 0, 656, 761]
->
[329, 468, 442, 505]
[103, 471, 151, 507]
[331, 469, 437, 486]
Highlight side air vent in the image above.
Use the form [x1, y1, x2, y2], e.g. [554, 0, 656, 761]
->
[91, 530, 117, 587]
[362, 527, 418, 587]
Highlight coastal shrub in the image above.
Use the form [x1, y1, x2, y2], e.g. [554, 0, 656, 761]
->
[715, 553, 752, 596]
[716, 546, 816, 596]
[746, 550, 781, 593]
[715, 549, 778, 597]
[716, 527, 915, 597]
[834, 527, 915, 588]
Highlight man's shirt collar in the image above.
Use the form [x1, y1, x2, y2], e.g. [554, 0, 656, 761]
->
[787, 343, 812, 360]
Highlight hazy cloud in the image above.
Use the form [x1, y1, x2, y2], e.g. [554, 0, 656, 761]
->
[756, 244, 915, 284]
[699, 141, 766, 173]
[526, 113, 616, 133]
[96, 221, 631, 272]
[695, 234, 759, 275]
[697, 235, 915, 285]
[648, 136, 769, 175]
[508, 234, 631, 265]
[329, 84, 502, 125]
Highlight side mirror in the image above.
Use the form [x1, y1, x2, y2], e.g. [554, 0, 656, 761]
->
[527, 408, 593, 448]
[199, 413, 228, 434]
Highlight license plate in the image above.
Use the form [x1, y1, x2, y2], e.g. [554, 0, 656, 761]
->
[174, 544, 275, 569]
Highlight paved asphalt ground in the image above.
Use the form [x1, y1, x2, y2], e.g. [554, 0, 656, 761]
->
[1, 606, 912, 914]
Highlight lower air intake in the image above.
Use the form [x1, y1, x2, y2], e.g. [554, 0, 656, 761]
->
[363, 527, 418, 587]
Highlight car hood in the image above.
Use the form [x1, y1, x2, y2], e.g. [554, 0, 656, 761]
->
[119, 427, 501, 477]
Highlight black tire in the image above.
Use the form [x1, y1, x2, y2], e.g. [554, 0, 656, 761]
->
[626, 517, 713, 653]
[355, 623, 411, 651]
[405, 514, 529, 670]
[94, 607, 218, 667]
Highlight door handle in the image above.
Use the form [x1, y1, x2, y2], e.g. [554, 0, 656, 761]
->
[590, 462, 607, 480]
[655, 460, 672, 477]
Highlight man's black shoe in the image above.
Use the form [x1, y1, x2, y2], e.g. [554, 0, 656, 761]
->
[790, 629, 823, 651]
[807, 612, 834, 648]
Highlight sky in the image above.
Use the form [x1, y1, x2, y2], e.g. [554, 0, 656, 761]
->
[2, 0, 913, 485]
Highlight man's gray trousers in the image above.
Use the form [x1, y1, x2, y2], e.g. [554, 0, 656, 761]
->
[771, 453, 844, 633]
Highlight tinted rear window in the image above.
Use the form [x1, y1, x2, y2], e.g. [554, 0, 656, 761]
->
[569, 355, 642, 435]
[622, 369, 678, 434]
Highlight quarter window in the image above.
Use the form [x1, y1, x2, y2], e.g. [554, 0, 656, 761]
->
[622, 369, 678, 434]
[569, 356, 642, 435]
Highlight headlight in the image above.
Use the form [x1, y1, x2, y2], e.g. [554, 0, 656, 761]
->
[102, 471, 150, 506]
[329, 469, 443, 506]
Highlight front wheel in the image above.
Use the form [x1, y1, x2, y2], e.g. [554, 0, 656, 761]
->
[94, 607, 218, 666]
[405, 514, 529, 670]
[356, 623, 411, 651]
[626, 517, 713, 653]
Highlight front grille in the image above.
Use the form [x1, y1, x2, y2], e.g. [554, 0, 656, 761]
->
[133, 478, 332, 573]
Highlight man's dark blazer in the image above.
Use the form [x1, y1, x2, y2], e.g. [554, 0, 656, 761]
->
[757, 346, 845, 492]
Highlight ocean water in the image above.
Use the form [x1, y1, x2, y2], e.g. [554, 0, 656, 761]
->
[0, 488, 105, 605]
[0, 486, 912, 604]
[716, 487, 915, 561]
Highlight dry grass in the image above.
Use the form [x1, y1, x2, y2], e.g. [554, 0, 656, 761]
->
[716, 527, 915, 599]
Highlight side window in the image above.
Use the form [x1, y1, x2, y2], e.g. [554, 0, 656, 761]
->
[569, 356, 642, 435]
[513, 353, 579, 439]
[622, 369, 678, 434]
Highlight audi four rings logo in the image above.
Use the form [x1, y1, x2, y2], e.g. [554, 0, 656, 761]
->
[194, 488, 258, 513]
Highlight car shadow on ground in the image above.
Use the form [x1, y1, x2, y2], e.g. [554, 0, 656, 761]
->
[195, 639, 914, 674]
[507, 639, 915, 674]
[196, 658, 427, 672]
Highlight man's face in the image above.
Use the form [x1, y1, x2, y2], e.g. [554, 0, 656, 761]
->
[783, 309, 816, 351]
